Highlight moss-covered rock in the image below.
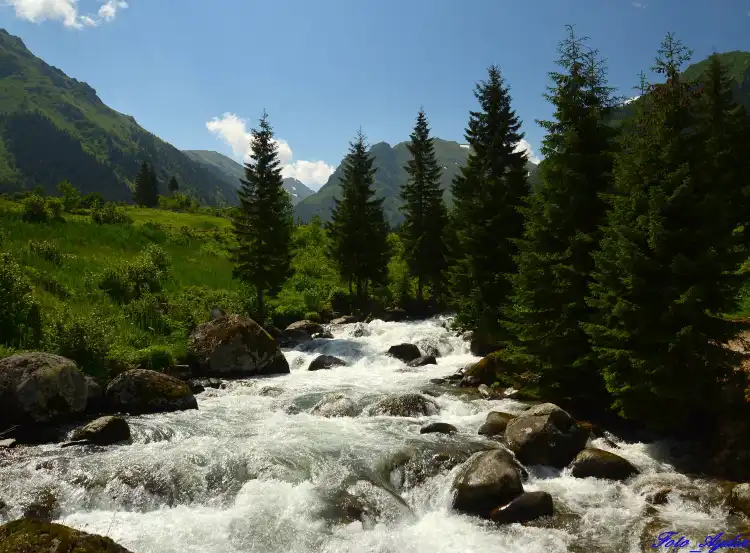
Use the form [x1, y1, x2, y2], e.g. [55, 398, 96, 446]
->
[105, 369, 198, 415]
[568, 448, 640, 481]
[460, 352, 509, 387]
[478, 412, 516, 437]
[0, 352, 87, 425]
[70, 415, 131, 445]
[0, 519, 133, 553]
[365, 393, 439, 417]
[188, 314, 289, 377]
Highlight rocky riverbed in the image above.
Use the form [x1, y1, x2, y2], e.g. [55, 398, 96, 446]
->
[1, 316, 749, 553]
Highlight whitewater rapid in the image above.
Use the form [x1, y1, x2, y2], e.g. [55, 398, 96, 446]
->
[0, 317, 746, 553]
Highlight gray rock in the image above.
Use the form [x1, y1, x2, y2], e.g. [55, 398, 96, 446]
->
[105, 369, 198, 415]
[489, 491, 554, 524]
[505, 403, 589, 468]
[0, 438, 16, 449]
[420, 422, 457, 435]
[366, 394, 439, 417]
[0, 520, 135, 552]
[452, 449, 525, 518]
[387, 344, 421, 363]
[730, 483, 750, 518]
[331, 315, 359, 325]
[308, 355, 348, 371]
[0, 353, 87, 425]
[71, 415, 131, 445]
[188, 314, 289, 376]
[311, 393, 359, 418]
[407, 355, 437, 367]
[478, 412, 516, 437]
[568, 448, 640, 481]
[282, 320, 324, 345]
[478, 384, 498, 399]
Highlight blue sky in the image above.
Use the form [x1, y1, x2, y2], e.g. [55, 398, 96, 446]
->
[1, 0, 748, 189]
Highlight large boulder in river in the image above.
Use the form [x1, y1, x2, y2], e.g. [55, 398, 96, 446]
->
[489, 491, 553, 525]
[188, 314, 289, 376]
[311, 393, 359, 418]
[331, 315, 359, 325]
[505, 403, 589, 468]
[420, 422, 457, 435]
[460, 352, 508, 387]
[283, 320, 324, 345]
[105, 369, 198, 415]
[451, 449, 525, 518]
[730, 483, 750, 518]
[0, 352, 87, 425]
[366, 393, 439, 417]
[70, 415, 131, 445]
[568, 448, 639, 481]
[387, 344, 421, 363]
[308, 355, 348, 371]
[0, 519, 134, 553]
[407, 355, 437, 367]
[478, 412, 516, 438]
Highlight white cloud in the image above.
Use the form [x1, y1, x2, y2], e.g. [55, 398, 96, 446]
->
[4, 0, 127, 28]
[632, 1, 647, 8]
[459, 144, 470, 149]
[98, 0, 127, 21]
[624, 95, 641, 105]
[515, 139, 541, 164]
[206, 113, 335, 188]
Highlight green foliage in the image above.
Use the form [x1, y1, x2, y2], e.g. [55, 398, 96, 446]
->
[326, 129, 391, 304]
[400, 108, 449, 304]
[231, 111, 294, 322]
[449, 65, 529, 343]
[158, 192, 200, 212]
[80, 192, 104, 209]
[584, 35, 750, 431]
[133, 161, 159, 208]
[0, 253, 42, 348]
[124, 293, 172, 334]
[304, 311, 322, 323]
[26, 239, 62, 265]
[47, 309, 110, 377]
[504, 27, 618, 405]
[56, 180, 80, 212]
[21, 193, 49, 223]
[92, 202, 133, 225]
[99, 244, 170, 304]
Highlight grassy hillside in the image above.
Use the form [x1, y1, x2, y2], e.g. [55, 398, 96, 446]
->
[183, 149, 315, 205]
[294, 138, 539, 226]
[0, 197, 412, 378]
[0, 29, 236, 205]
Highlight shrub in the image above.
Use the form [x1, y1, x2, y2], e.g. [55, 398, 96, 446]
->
[304, 311, 322, 323]
[23, 266, 71, 299]
[328, 288, 351, 313]
[57, 180, 80, 212]
[21, 194, 50, 223]
[47, 198, 64, 221]
[80, 192, 104, 209]
[0, 228, 7, 248]
[99, 245, 170, 303]
[27, 240, 62, 266]
[48, 311, 110, 378]
[0, 253, 43, 348]
[92, 203, 133, 225]
[124, 293, 172, 334]
[114, 345, 175, 372]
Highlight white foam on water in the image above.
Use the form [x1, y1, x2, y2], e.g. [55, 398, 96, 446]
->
[0, 316, 742, 552]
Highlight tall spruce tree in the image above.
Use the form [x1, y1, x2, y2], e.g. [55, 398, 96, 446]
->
[230, 111, 294, 322]
[584, 35, 749, 431]
[168, 176, 180, 194]
[401, 108, 448, 306]
[503, 27, 618, 406]
[326, 130, 390, 304]
[449, 65, 529, 345]
[133, 161, 158, 207]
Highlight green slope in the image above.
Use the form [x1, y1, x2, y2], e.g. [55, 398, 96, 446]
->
[294, 138, 539, 226]
[0, 29, 236, 205]
[183, 149, 315, 206]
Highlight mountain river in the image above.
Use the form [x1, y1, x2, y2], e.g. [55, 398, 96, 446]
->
[0, 316, 748, 552]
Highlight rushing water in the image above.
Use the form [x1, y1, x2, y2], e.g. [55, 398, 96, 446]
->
[0, 317, 748, 553]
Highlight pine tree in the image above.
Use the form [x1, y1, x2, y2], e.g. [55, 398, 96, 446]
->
[584, 35, 749, 431]
[230, 111, 294, 322]
[401, 108, 448, 306]
[503, 27, 618, 407]
[168, 176, 180, 194]
[133, 161, 158, 207]
[326, 130, 390, 304]
[449, 65, 529, 345]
